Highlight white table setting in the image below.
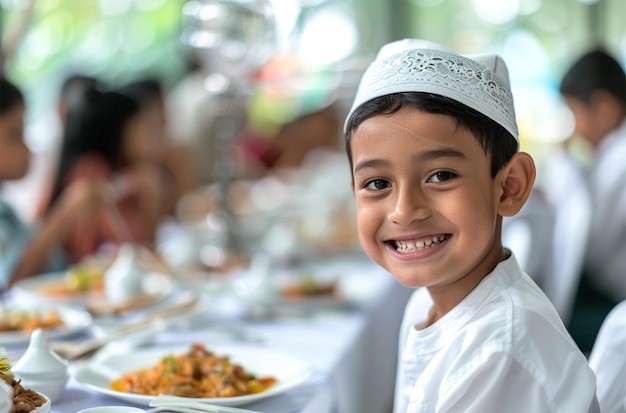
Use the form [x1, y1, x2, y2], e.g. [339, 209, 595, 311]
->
[2, 245, 413, 413]
[1, 159, 416, 413]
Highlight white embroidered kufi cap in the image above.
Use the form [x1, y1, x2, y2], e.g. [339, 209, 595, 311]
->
[345, 39, 518, 142]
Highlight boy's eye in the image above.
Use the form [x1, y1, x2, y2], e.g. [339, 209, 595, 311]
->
[428, 171, 456, 183]
[364, 178, 390, 191]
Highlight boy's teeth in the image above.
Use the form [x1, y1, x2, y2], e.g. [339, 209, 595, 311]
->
[395, 235, 446, 253]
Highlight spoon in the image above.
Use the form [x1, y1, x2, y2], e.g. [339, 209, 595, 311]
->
[145, 407, 259, 413]
[148, 395, 264, 413]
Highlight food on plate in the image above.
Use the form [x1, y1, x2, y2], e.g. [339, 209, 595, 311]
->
[110, 343, 277, 398]
[0, 309, 64, 333]
[0, 356, 48, 413]
[65, 264, 105, 292]
[37, 264, 105, 296]
[280, 274, 338, 298]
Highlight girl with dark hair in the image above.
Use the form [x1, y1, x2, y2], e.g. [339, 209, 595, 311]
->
[0, 77, 113, 288]
[44, 87, 164, 262]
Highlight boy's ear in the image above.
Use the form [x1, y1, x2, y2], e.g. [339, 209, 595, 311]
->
[497, 152, 536, 217]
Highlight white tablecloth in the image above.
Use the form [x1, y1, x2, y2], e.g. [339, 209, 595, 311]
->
[44, 256, 413, 413]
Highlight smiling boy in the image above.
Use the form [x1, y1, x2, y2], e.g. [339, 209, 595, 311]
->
[344, 39, 598, 413]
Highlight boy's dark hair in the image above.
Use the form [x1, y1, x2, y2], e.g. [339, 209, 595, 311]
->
[0, 77, 24, 115]
[560, 49, 626, 104]
[345, 92, 518, 178]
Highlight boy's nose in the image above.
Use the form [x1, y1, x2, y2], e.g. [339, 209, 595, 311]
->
[387, 188, 430, 225]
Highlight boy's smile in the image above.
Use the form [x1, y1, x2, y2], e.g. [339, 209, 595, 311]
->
[393, 234, 449, 253]
[351, 107, 507, 312]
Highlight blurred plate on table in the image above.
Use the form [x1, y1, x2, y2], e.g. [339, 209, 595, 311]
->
[11, 271, 175, 315]
[275, 267, 353, 308]
[233, 255, 385, 314]
[0, 304, 92, 346]
[73, 343, 314, 407]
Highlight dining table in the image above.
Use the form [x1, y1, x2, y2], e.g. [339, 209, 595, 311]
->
[3, 251, 414, 413]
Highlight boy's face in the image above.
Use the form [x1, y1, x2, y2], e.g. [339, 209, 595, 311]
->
[564, 97, 600, 146]
[350, 106, 505, 293]
[0, 105, 30, 180]
[564, 96, 610, 147]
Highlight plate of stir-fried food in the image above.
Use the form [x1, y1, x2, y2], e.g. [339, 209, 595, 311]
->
[1, 356, 51, 413]
[73, 342, 314, 406]
[0, 304, 92, 346]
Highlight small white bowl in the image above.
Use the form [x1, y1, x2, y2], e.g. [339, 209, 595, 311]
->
[17, 373, 68, 403]
[77, 406, 144, 413]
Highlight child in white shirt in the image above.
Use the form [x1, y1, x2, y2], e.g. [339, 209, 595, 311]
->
[589, 300, 626, 413]
[343, 39, 599, 413]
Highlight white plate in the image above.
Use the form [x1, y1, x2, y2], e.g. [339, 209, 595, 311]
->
[0, 305, 92, 346]
[73, 343, 314, 407]
[11, 271, 174, 309]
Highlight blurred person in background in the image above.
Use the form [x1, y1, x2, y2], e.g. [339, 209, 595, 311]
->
[31, 74, 101, 218]
[232, 105, 342, 179]
[588, 300, 626, 413]
[2, 73, 100, 222]
[165, 51, 221, 187]
[42, 86, 165, 263]
[541, 48, 626, 354]
[232, 53, 344, 179]
[117, 77, 195, 216]
[0, 77, 115, 288]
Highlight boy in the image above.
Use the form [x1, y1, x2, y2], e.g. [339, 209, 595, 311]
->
[588, 299, 626, 413]
[542, 49, 626, 353]
[343, 39, 598, 412]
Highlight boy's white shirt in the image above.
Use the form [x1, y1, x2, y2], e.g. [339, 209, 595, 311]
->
[393, 253, 599, 413]
[589, 300, 626, 413]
